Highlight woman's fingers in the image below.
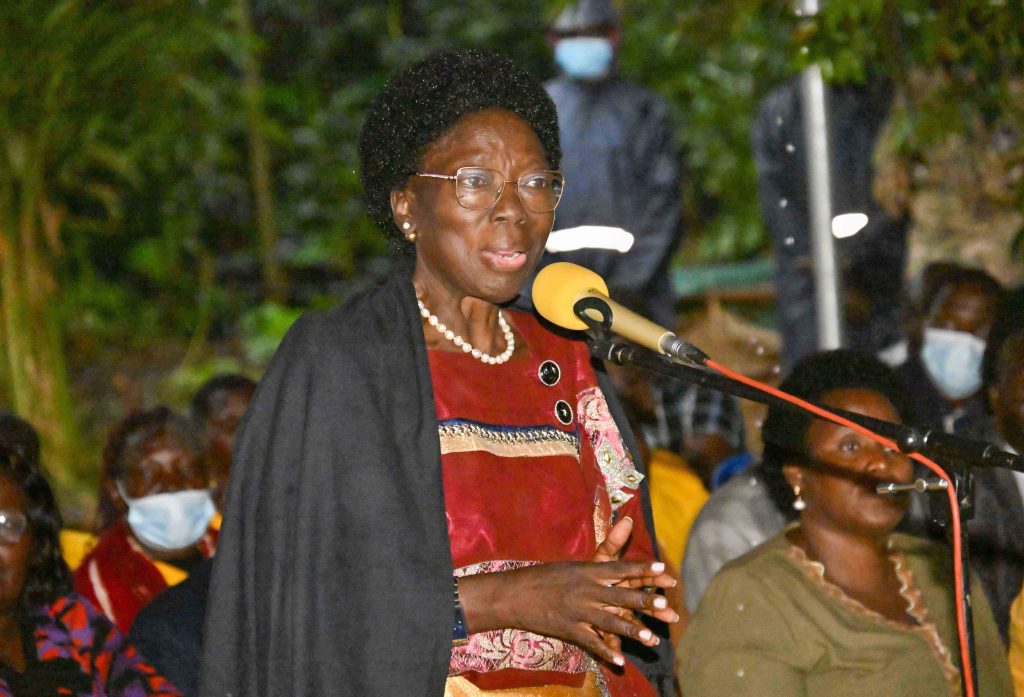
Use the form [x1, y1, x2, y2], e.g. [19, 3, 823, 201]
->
[572, 624, 628, 667]
[594, 560, 675, 588]
[599, 585, 680, 626]
[593, 516, 633, 563]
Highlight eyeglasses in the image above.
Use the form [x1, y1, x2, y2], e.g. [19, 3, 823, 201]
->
[0, 510, 27, 545]
[414, 167, 564, 213]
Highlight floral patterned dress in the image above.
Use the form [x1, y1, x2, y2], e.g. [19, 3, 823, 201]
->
[0, 593, 180, 697]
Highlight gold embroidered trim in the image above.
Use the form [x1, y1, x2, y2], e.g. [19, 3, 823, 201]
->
[787, 541, 961, 697]
[577, 387, 644, 511]
[439, 422, 580, 459]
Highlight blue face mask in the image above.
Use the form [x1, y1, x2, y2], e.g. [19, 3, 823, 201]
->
[920, 327, 986, 401]
[118, 483, 215, 552]
[554, 37, 614, 80]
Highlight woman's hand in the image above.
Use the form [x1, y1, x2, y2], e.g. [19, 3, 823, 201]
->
[590, 516, 677, 655]
[458, 525, 678, 668]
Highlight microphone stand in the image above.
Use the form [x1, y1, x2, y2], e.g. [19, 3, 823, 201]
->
[581, 321, 1023, 697]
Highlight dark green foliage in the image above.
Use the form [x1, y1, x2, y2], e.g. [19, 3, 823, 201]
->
[2, 0, 1022, 510]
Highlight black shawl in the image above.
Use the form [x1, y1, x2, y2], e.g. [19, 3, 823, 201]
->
[198, 269, 672, 696]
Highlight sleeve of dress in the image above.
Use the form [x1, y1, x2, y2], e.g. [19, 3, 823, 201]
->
[968, 574, 1015, 697]
[676, 565, 808, 697]
[591, 355, 675, 695]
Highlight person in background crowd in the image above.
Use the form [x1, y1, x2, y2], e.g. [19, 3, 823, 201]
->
[75, 407, 217, 633]
[680, 465, 785, 614]
[0, 411, 97, 570]
[200, 50, 676, 697]
[536, 0, 683, 328]
[969, 287, 1024, 644]
[677, 350, 1012, 696]
[0, 412, 39, 466]
[752, 77, 909, 372]
[125, 377, 256, 696]
[895, 265, 1001, 436]
[189, 374, 256, 510]
[894, 266, 1005, 607]
[0, 445, 181, 696]
[1008, 301, 1024, 690]
[655, 379, 747, 489]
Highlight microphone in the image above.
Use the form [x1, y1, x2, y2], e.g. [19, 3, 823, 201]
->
[532, 262, 708, 365]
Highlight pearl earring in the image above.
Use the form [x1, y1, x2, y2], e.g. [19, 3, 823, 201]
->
[792, 485, 806, 511]
[402, 221, 411, 230]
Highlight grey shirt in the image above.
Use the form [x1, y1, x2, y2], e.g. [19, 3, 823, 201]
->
[681, 469, 786, 613]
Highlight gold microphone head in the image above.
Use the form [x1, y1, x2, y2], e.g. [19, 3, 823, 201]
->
[532, 262, 609, 331]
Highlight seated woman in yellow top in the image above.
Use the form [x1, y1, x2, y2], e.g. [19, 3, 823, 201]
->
[677, 350, 1011, 697]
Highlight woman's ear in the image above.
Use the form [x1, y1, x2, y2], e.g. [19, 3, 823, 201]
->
[782, 463, 803, 491]
[390, 188, 413, 225]
[103, 477, 126, 512]
[988, 384, 1002, 415]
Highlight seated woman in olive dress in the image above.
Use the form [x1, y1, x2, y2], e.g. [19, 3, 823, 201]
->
[200, 50, 677, 697]
[677, 349, 1012, 697]
[0, 446, 180, 696]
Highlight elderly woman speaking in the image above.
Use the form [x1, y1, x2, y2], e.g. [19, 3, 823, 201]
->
[199, 50, 676, 697]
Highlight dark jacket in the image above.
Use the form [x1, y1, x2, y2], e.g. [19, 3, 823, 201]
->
[538, 76, 682, 327]
[751, 79, 909, 370]
[129, 559, 213, 697]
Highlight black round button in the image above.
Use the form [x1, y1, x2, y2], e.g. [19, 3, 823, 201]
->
[538, 360, 561, 386]
[554, 400, 574, 425]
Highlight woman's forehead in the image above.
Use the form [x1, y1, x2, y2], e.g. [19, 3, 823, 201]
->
[126, 430, 197, 468]
[418, 109, 545, 169]
[807, 388, 899, 440]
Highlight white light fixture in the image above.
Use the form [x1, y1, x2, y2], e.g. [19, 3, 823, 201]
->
[545, 226, 635, 253]
[831, 212, 869, 239]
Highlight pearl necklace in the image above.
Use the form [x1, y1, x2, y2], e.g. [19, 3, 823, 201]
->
[417, 299, 515, 365]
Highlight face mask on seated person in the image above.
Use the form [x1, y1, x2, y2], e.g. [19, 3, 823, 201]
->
[117, 483, 216, 552]
[554, 37, 614, 80]
[920, 327, 986, 401]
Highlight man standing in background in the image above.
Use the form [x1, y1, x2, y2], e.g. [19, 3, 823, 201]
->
[539, 0, 683, 328]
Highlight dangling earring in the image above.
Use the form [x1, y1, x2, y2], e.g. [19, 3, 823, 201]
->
[402, 221, 416, 242]
[792, 485, 806, 511]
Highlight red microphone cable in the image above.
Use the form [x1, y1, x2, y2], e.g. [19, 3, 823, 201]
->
[705, 357, 975, 697]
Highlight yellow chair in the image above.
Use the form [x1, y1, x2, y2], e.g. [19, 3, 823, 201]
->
[60, 529, 98, 572]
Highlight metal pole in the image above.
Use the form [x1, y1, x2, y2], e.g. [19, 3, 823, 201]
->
[797, 0, 844, 350]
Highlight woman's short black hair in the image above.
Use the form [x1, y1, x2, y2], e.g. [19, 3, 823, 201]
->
[923, 265, 1001, 318]
[760, 349, 908, 518]
[0, 446, 73, 610]
[0, 411, 41, 466]
[190, 374, 256, 426]
[96, 406, 203, 530]
[358, 49, 561, 249]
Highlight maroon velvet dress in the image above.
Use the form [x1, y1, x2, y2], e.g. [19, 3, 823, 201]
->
[429, 310, 657, 696]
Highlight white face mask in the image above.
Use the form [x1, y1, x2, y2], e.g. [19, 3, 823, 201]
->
[920, 327, 987, 401]
[117, 483, 215, 552]
[554, 37, 614, 80]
